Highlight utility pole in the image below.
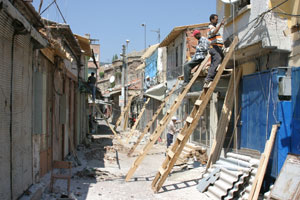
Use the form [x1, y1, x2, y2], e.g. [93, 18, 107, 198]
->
[141, 23, 146, 50]
[121, 44, 126, 109]
[151, 28, 160, 43]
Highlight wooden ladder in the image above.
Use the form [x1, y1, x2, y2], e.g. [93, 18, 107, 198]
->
[151, 36, 239, 193]
[127, 80, 179, 156]
[126, 98, 151, 143]
[125, 54, 211, 181]
[93, 103, 124, 145]
[115, 95, 135, 130]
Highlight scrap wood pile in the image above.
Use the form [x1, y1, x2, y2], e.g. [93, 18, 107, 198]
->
[174, 143, 208, 166]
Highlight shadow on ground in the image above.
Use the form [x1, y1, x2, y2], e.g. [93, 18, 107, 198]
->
[159, 178, 200, 193]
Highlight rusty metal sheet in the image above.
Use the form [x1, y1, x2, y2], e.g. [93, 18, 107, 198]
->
[270, 154, 300, 200]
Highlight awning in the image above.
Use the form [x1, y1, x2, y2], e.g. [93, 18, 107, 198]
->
[144, 83, 167, 101]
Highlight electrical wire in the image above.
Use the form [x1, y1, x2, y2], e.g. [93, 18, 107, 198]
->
[273, 12, 300, 17]
[224, 0, 289, 46]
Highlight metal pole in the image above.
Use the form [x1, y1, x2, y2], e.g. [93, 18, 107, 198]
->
[144, 24, 146, 49]
[121, 45, 126, 109]
[142, 23, 146, 50]
[158, 28, 160, 43]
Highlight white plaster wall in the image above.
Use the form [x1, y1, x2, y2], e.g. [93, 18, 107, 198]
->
[219, 0, 291, 51]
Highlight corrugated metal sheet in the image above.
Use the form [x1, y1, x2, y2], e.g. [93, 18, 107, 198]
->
[200, 152, 259, 200]
[12, 33, 33, 199]
[0, 10, 13, 200]
[33, 71, 43, 134]
[53, 69, 63, 161]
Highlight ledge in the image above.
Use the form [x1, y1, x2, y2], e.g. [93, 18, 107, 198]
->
[225, 5, 251, 27]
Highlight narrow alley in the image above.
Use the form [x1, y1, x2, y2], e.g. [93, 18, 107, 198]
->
[0, 0, 300, 200]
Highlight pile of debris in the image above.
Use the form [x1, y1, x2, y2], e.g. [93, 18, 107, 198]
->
[197, 152, 260, 199]
[74, 167, 116, 181]
[174, 143, 208, 169]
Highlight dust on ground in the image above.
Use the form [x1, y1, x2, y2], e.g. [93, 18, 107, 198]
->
[41, 119, 211, 200]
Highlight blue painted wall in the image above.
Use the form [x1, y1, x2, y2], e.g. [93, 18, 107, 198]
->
[145, 50, 158, 78]
[291, 67, 300, 155]
[240, 67, 300, 178]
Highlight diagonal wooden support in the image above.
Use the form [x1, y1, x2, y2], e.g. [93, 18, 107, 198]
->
[94, 103, 124, 146]
[125, 54, 211, 181]
[248, 124, 280, 200]
[115, 95, 135, 130]
[151, 36, 239, 193]
[126, 98, 150, 143]
[127, 80, 179, 156]
[206, 66, 242, 170]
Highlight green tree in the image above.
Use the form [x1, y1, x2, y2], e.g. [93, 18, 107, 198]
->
[112, 54, 118, 62]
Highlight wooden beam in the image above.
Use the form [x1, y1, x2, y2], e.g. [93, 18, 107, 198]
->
[127, 80, 179, 156]
[248, 124, 280, 200]
[206, 67, 242, 169]
[126, 98, 150, 143]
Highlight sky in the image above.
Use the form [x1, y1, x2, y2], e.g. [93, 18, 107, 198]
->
[32, 0, 216, 63]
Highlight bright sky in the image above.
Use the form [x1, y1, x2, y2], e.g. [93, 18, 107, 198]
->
[32, 0, 216, 63]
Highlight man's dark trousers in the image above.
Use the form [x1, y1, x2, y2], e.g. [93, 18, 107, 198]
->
[184, 58, 204, 83]
[205, 45, 224, 82]
[167, 133, 173, 148]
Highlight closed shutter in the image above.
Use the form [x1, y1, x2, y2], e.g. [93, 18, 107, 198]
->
[0, 11, 14, 200]
[11, 33, 33, 199]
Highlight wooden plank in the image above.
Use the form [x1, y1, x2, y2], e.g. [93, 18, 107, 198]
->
[248, 154, 266, 200]
[127, 80, 179, 156]
[126, 98, 150, 143]
[115, 95, 135, 129]
[94, 103, 124, 146]
[125, 54, 211, 181]
[195, 100, 202, 106]
[251, 124, 280, 200]
[206, 67, 242, 169]
[177, 133, 185, 141]
[159, 167, 166, 175]
[186, 116, 193, 124]
[167, 150, 175, 158]
[151, 36, 239, 193]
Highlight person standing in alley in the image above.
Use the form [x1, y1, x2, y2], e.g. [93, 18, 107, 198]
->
[167, 116, 180, 148]
[88, 72, 96, 101]
[183, 30, 210, 85]
[204, 14, 225, 88]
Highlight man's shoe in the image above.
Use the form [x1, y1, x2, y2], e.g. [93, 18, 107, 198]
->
[180, 81, 188, 87]
[203, 80, 212, 89]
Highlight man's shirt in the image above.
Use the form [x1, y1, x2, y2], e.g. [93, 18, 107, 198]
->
[207, 24, 224, 47]
[193, 36, 210, 60]
[167, 121, 177, 135]
[88, 76, 96, 85]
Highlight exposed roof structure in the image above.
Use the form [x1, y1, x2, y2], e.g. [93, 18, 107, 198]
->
[74, 34, 92, 57]
[159, 23, 209, 47]
[42, 18, 82, 58]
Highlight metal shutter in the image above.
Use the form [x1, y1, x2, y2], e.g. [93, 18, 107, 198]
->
[0, 10, 14, 200]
